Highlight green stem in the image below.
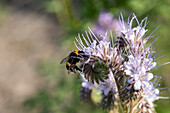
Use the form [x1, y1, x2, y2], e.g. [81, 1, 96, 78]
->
[111, 70, 125, 113]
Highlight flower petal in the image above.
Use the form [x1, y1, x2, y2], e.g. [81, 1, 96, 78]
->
[134, 81, 142, 90]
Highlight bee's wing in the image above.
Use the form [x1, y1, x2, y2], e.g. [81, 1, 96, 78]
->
[60, 56, 69, 64]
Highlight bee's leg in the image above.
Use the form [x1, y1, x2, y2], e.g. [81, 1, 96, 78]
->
[78, 68, 82, 72]
[68, 70, 70, 74]
[74, 69, 77, 77]
[66, 64, 70, 74]
[75, 66, 82, 72]
[70, 67, 75, 73]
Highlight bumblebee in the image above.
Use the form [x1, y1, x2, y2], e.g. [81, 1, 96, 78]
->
[60, 50, 89, 74]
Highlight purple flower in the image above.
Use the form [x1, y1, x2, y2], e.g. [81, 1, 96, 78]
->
[92, 12, 127, 39]
[124, 54, 155, 90]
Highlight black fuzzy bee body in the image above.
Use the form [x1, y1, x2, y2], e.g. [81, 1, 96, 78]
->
[60, 50, 89, 73]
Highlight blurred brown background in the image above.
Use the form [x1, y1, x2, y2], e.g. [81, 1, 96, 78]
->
[0, 1, 64, 113]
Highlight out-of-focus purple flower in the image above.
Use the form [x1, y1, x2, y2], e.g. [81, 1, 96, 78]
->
[92, 25, 107, 37]
[98, 12, 113, 29]
[92, 12, 127, 38]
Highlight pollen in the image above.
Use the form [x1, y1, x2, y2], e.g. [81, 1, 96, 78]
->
[74, 50, 79, 56]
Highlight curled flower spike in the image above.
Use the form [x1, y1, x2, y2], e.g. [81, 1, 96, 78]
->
[80, 87, 93, 104]
[100, 90, 116, 110]
[60, 13, 169, 113]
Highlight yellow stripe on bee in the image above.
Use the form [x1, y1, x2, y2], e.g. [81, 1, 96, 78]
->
[67, 62, 71, 66]
[74, 50, 79, 56]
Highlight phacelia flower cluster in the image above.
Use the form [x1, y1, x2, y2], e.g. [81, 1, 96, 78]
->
[61, 13, 168, 113]
[92, 12, 125, 40]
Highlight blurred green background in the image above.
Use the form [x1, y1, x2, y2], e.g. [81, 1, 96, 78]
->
[0, 0, 169, 113]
